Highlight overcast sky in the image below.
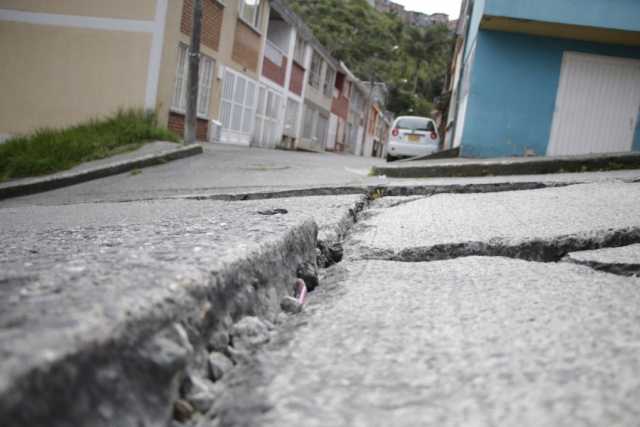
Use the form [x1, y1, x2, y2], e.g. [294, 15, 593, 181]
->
[393, 0, 463, 19]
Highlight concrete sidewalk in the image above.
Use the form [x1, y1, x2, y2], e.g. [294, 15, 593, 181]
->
[0, 141, 202, 200]
[373, 151, 640, 178]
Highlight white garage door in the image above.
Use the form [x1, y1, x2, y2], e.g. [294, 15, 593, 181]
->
[548, 52, 640, 156]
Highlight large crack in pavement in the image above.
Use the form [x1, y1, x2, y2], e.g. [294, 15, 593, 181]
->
[208, 180, 640, 427]
[352, 226, 640, 264]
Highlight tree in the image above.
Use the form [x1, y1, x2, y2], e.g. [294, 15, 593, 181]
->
[286, 0, 453, 117]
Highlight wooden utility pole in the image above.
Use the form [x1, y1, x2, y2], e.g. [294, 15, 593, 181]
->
[184, 0, 203, 145]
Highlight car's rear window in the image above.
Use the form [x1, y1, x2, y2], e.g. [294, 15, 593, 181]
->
[396, 118, 434, 132]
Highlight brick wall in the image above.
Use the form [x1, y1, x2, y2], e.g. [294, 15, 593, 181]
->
[331, 95, 349, 120]
[289, 62, 305, 96]
[181, 0, 223, 51]
[168, 112, 209, 141]
[232, 21, 261, 73]
[262, 55, 287, 87]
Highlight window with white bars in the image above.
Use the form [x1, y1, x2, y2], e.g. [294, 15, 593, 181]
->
[172, 44, 215, 117]
[219, 68, 257, 134]
[308, 51, 322, 89]
[323, 67, 336, 98]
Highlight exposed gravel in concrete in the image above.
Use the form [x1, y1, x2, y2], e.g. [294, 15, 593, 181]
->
[349, 183, 640, 261]
[213, 258, 640, 427]
[0, 195, 364, 427]
[564, 244, 640, 276]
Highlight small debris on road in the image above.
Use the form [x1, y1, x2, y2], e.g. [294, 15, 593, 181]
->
[257, 208, 288, 216]
[281, 296, 303, 314]
[207, 330, 230, 353]
[230, 316, 272, 350]
[208, 352, 234, 382]
[185, 377, 223, 413]
[173, 399, 194, 423]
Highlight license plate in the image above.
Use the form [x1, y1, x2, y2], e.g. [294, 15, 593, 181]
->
[408, 134, 420, 142]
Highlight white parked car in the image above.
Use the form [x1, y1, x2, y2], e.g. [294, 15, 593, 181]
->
[386, 116, 440, 162]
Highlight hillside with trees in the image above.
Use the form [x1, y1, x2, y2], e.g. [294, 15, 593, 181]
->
[286, 0, 453, 117]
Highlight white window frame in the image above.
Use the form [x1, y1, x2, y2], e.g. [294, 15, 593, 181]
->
[171, 43, 215, 118]
[308, 51, 323, 89]
[239, 0, 262, 30]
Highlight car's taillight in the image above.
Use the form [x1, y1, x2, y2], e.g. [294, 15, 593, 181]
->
[392, 128, 399, 137]
[430, 132, 438, 140]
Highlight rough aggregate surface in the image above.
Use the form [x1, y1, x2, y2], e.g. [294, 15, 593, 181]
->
[349, 182, 640, 259]
[4, 166, 640, 427]
[214, 258, 640, 427]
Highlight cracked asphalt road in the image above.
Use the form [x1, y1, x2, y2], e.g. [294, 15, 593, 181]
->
[2, 146, 640, 427]
[213, 182, 640, 427]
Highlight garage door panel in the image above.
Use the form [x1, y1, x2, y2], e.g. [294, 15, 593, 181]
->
[548, 52, 640, 156]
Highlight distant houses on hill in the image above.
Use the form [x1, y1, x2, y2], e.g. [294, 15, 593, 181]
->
[373, 0, 452, 29]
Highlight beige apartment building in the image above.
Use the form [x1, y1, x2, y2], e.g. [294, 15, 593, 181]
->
[0, 0, 387, 157]
[0, 0, 270, 144]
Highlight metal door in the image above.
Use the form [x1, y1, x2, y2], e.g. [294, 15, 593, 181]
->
[254, 85, 282, 148]
[548, 52, 640, 156]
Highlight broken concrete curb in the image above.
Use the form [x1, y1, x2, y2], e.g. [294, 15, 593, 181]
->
[0, 144, 203, 200]
[0, 219, 317, 427]
[372, 152, 640, 178]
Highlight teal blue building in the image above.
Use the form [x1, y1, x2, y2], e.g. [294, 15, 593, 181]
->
[446, 0, 640, 158]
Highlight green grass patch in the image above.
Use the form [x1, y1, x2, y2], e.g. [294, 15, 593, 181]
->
[0, 109, 179, 182]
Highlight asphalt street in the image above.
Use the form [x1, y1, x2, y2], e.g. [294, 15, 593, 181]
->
[1, 143, 639, 208]
[1, 145, 640, 426]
